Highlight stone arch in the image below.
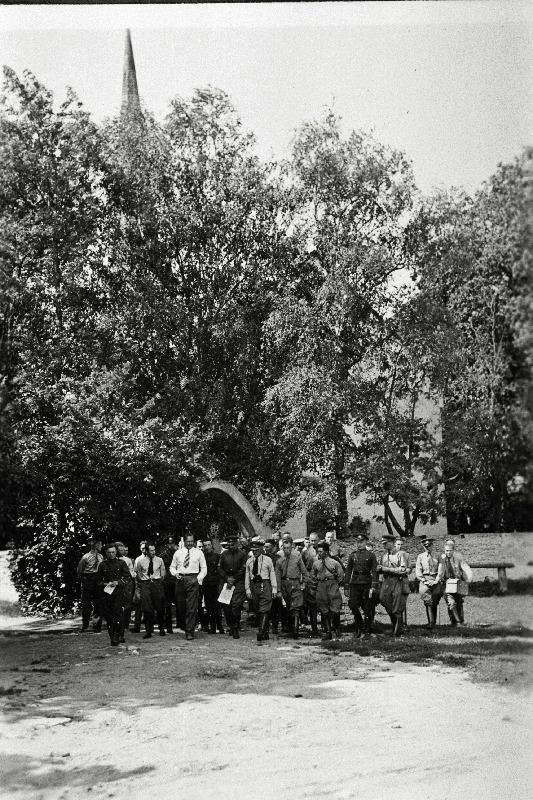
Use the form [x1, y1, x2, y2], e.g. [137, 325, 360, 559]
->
[199, 479, 272, 540]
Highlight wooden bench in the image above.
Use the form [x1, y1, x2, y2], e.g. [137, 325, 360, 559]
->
[469, 561, 515, 593]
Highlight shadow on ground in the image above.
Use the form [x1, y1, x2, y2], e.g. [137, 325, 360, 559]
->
[0, 752, 154, 792]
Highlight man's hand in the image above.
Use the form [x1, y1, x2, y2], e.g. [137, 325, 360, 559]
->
[246, 591, 252, 600]
[226, 577, 235, 587]
[369, 588, 374, 598]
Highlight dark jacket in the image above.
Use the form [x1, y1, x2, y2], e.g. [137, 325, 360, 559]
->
[218, 548, 247, 585]
[345, 549, 379, 590]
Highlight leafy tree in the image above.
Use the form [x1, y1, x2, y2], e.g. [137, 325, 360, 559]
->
[263, 111, 416, 536]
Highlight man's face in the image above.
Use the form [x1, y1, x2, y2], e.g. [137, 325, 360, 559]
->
[325, 532, 334, 544]
[148, 545, 156, 558]
[423, 542, 433, 553]
[117, 543, 126, 557]
[309, 534, 319, 549]
[357, 539, 366, 551]
[203, 541, 213, 554]
[317, 546, 326, 560]
[140, 543, 147, 556]
[282, 542, 292, 556]
[92, 540, 102, 552]
[251, 544, 262, 558]
[445, 544, 454, 558]
[106, 546, 117, 560]
[383, 541, 393, 552]
[394, 540, 403, 552]
[228, 539, 239, 551]
[264, 542, 274, 556]
[185, 536, 194, 550]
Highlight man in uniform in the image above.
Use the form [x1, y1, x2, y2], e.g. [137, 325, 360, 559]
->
[437, 539, 473, 626]
[116, 541, 136, 632]
[202, 539, 224, 634]
[302, 531, 320, 636]
[311, 540, 344, 640]
[275, 535, 308, 639]
[218, 533, 248, 639]
[378, 534, 410, 636]
[344, 533, 378, 638]
[264, 538, 283, 634]
[77, 536, 104, 632]
[136, 542, 166, 639]
[97, 542, 132, 646]
[415, 537, 442, 628]
[170, 534, 207, 640]
[245, 537, 278, 641]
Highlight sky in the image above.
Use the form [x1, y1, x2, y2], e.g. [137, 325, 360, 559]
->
[0, 2, 532, 195]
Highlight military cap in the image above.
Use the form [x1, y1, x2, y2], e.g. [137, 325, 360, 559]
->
[265, 538, 278, 546]
[421, 537, 434, 545]
[293, 538, 305, 546]
[355, 533, 369, 542]
[226, 533, 239, 541]
[251, 537, 265, 547]
[381, 534, 396, 542]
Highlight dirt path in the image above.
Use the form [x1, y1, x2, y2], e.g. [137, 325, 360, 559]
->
[1, 618, 533, 800]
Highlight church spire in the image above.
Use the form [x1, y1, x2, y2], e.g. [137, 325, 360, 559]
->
[121, 29, 142, 120]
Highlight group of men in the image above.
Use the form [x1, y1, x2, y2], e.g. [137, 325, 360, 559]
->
[76, 528, 473, 647]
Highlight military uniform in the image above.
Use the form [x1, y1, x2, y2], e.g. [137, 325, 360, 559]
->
[276, 549, 307, 637]
[379, 544, 409, 636]
[437, 550, 472, 625]
[97, 557, 132, 645]
[137, 554, 166, 638]
[311, 555, 344, 639]
[218, 545, 248, 638]
[415, 541, 442, 628]
[345, 544, 378, 636]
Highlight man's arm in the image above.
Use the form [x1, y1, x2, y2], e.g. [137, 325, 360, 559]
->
[415, 554, 424, 583]
[197, 550, 207, 585]
[244, 559, 252, 597]
[76, 555, 86, 581]
[169, 551, 179, 578]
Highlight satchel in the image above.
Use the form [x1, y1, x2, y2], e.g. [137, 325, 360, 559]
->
[401, 576, 411, 595]
[457, 579, 469, 596]
[445, 578, 458, 593]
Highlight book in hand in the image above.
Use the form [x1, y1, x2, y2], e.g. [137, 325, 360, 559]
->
[218, 583, 235, 604]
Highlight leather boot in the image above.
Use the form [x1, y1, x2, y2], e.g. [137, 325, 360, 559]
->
[216, 614, 225, 634]
[310, 608, 319, 637]
[393, 614, 403, 637]
[450, 606, 462, 625]
[333, 613, 341, 638]
[292, 614, 300, 640]
[257, 614, 264, 642]
[322, 613, 333, 640]
[143, 616, 153, 639]
[426, 606, 436, 629]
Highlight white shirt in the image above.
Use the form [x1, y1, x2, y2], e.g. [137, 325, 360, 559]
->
[170, 547, 207, 585]
[135, 554, 166, 581]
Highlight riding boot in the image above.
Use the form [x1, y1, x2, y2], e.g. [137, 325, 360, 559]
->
[450, 606, 462, 625]
[322, 613, 332, 640]
[333, 613, 341, 637]
[458, 603, 465, 624]
[426, 606, 435, 629]
[143, 614, 153, 639]
[216, 613, 225, 634]
[292, 614, 300, 640]
[393, 614, 403, 637]
[310, 608, 319, 637]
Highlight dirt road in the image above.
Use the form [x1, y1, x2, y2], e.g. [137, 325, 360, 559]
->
[1, 615, 533, 800]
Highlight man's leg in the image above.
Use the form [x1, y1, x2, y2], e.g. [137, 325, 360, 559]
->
[80, 578, 92, 630]
[175, 580, 187, 632]
[184, 577, 200, 639]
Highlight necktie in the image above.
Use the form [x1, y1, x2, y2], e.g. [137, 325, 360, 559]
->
[148, 557, 153, 577]
[252, 556, 259, 576]
[184, 551, 190, 569]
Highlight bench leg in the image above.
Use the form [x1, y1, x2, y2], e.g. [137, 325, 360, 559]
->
[497, 567, 508, 594]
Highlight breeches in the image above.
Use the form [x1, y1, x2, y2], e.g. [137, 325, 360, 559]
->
[251, 579, 273, 614]
[316, 581, 343, 614]
[348, 584, 373, 617]
[380, 578, 407, 616]
[420, 582, 443, 607]
[101, 589, 126, 624]
[139, 580, 165, 614]
[175, 575, 200, 633]
[443, 591, 463, 611]
[281, 578, 304, 611]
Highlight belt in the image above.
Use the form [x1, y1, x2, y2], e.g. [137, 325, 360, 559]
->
[140, 577, 162, 582]
[318, 577, 335, 582]
[179, 572, 199, 577]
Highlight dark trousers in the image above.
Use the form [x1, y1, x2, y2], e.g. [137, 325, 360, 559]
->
[163, 578, 177, 630]
[101, 590, 126, 642]
[203, 582, 223, 627]
[175, 575, 200, 634]
[222, 581, 246, 630]
[139, 580, 165, 632]
[348, 583, 373, 633]
[80, 574, 101, 628]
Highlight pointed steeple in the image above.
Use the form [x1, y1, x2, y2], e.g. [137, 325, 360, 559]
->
[121, 29, 142, 121]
